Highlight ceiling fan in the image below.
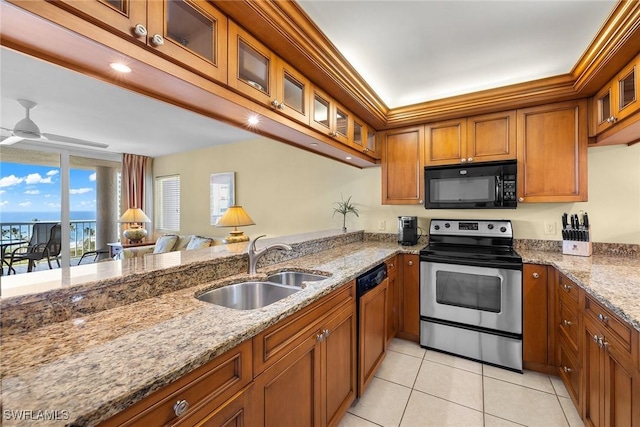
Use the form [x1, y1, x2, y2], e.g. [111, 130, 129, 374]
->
[0, 99, 109, 149]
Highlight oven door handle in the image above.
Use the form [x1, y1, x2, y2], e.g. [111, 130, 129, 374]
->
[420, 255, 522, 271]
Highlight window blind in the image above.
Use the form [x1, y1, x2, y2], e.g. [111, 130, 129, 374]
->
[156, 175, 180, 231]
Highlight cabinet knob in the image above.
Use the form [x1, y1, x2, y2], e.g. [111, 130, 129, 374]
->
[606, 116, 617, 123]
[389, 263, 394, 269]
[408, 260, 413, 266]
[603, 340, 610, 351]
[532, 272, 539, 279]
[597, 313, 609, 324]
[173, 400, 189, 417]
[150, 34, 165, 47]
[562, 366, 572, 373]
[133, 23, 148, 38]
[419, 199, 424, 204]
[593, 334, 603, 348]
[316, 333, 324, 342]
[518, 197, 524, 202]
[323, 329, 330, 338]
[467, 157, 473, 162]
[562, 284, 572, 292]
[562, 319, 573, 326]
[460, 158, 467, 163]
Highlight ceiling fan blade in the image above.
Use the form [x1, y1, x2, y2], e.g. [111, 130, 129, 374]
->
[41, 133, 109, 149]
[0, 135, 24, 145]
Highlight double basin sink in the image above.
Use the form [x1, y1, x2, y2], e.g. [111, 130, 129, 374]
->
[197, 271, 328, 310]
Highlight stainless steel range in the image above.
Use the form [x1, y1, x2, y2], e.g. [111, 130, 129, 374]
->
[420, 219, 523, 372]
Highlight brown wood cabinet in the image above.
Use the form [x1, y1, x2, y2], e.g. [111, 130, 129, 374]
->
[310, 85, 352, 146]
[583, 313, 640, 427]
[52, 0, 228, 81]
[187, 384, 257, 427]
[523, 264, 555, 374]
[397, 254, 420, 343]
[353, 118, 380, 159]
[381, 127, 424, 205]
[423, 111, 516, 166]
[100, 340, 253, 426]
[591, 52, 640, 136]
[386, 256, 399, 344]
[555, 272, 583, 412]
[358, 277, 388, 396]
[516, 99, 588, 203]
[253, 281, 356, 427]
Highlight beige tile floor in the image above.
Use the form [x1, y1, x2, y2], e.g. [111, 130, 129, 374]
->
[340, 338, 584, 427]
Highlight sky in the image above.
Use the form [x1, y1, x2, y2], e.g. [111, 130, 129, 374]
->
[0, 162, 96, 213]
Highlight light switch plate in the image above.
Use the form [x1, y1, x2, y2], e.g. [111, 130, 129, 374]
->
[378, 220, 386, 231]
[544, 221, 556, 235]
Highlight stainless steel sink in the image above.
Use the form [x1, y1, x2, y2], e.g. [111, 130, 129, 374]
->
[266, 271, 327, 287]
[197, 282, 299, 310]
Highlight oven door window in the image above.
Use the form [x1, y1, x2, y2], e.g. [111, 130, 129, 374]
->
[429, 176, 496, 203]
[435, 271, 500, 312]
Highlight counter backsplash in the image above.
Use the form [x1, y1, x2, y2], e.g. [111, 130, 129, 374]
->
[0, 230, 365, 336]
[516, 239, 639, 257]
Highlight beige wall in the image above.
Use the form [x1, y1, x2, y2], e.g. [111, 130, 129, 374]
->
[153, 138, 640, 244]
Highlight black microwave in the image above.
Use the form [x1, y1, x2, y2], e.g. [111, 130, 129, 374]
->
[424, 160, 517, 209]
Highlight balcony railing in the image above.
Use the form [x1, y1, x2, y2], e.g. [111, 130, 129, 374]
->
[1, 220, 98, 270]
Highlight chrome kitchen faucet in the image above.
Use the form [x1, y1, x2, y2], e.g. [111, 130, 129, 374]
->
[247, 235, 292, 274]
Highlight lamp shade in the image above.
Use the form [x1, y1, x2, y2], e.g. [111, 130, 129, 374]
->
[118, 208, 151, 224]
[216, 206, 255, 228]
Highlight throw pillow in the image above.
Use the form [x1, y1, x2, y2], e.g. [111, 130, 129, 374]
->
[174, 235, 194, 251]
[153, 235, 179, 254]
[186, 235, 213, 250]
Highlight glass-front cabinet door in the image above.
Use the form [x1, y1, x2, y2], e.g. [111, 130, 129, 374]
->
[366, 128, 380, 159]
[310, 86, 352, 145]
[616, 61, 637, 122]
[311, 88, 331, 134]
[228, 21, 277, 105]
[274, 59, 310, 124]
[147, 0, 227, 82]
[51, 0, 147, 41]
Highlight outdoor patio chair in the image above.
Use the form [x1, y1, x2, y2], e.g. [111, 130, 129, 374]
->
[4, 223, 62, 274]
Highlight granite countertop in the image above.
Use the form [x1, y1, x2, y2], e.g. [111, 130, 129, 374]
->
[1, 240, 411, 426]
[518, 249, 640, 333]
[2, 235, 638, 426]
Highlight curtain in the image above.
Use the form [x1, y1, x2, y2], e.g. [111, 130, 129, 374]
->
[122, 153, 154, 232]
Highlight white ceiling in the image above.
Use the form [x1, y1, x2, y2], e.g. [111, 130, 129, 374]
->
[0, 1, 616, 158]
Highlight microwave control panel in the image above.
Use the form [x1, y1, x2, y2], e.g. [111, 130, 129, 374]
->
[503, 175, 517, 201]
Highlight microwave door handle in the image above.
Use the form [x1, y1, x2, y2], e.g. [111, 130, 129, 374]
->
[496, 176, 502, 203]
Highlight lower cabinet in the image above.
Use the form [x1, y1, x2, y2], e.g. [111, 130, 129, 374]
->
[358, 277, 388, 396]
[190, 385, 257, 427]
[398, 254, 420, 342]
[253, 280, 357, 427]
[523, 264, 555, 373]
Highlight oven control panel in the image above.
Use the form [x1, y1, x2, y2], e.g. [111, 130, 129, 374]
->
[430, 219, 513, 238]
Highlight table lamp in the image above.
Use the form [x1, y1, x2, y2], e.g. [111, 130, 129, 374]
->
[119, 207, 151, 243]
[216, 205, 255, 243]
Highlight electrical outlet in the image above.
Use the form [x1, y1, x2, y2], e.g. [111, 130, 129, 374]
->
[378, 220, 386, 231]
[544, 221, 556, 235]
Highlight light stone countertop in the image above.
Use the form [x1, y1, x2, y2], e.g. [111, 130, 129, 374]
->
[1, 238, 638, 427]
[518, 249, 640, 333]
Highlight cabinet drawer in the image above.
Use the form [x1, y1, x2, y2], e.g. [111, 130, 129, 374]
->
[557, 337, 581, 411]
[585, 295, 632, 353]
[102, 340, 252, 427]
[556, 273, 579, 303]
[558, 298, 580, 354]
[253, 281, 355, 375]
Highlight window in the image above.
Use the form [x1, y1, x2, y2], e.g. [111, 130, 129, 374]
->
[156, 175, 180, 231]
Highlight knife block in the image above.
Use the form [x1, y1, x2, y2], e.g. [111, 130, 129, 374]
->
[562, 239, 592, 257]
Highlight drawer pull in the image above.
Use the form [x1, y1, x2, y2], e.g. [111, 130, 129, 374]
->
[390, 263, 394, 269]
[562, 319, 573, 326]
[323, 329, 330, 338]
[408, 260, 413, 266]
[173, 400, 189, 417]
[593, 334, 603, 348]
[562, 284, 572, 292]
[562, 366, 572, 373]
[532, 272, 539, 279]
[316, 333, 324, 342]
[597, 313, 609, 324]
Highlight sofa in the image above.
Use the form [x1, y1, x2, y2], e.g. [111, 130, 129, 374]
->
[120, 234, 224, 259]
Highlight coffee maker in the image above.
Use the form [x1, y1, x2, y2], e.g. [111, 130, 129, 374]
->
[398, 216, 419, 246]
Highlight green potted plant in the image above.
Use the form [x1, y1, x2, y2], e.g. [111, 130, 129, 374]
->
[333, 195, 359, 232]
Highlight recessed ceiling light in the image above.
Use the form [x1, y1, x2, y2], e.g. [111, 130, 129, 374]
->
[345, 156, 352, 160]
[310, 142, 319, 147]
[247, 114, 260, 126]
[110, 62, 132, 73]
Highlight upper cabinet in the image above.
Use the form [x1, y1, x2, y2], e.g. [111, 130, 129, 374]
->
[353, 118, 380, 160]
[310, 85, 352, 146]
[274, 59, 311, 124]
[517, 99, 588, 203]
[592, 53, 639, 135]
[228, 21, 278, 106]
[381, 126, 424, 205]
[53, 0, 228, 81]
[424, 112, 516, 166]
